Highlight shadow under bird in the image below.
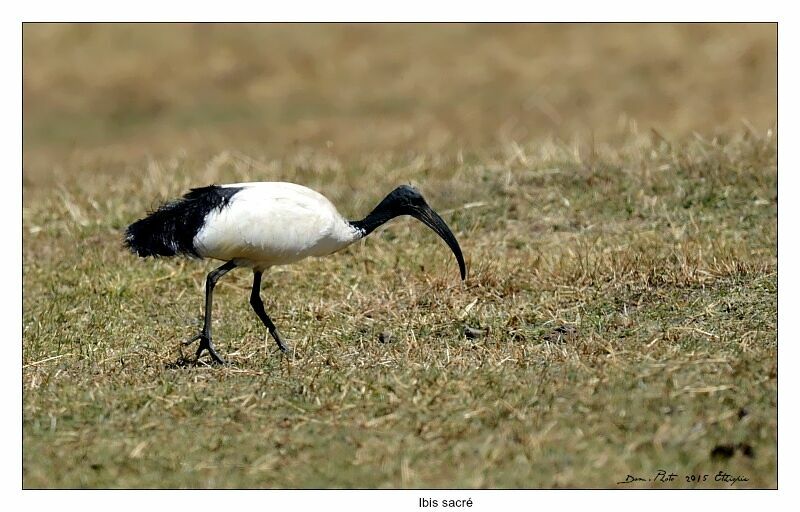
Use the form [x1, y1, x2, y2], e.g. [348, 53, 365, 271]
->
[125, 182, 467, 364]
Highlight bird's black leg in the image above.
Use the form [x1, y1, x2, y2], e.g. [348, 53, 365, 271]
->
[184, 260, 237, 364]
[250, 270, 292, 353]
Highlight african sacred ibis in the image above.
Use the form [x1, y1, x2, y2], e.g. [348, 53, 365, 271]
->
[125, 182, 466, 364]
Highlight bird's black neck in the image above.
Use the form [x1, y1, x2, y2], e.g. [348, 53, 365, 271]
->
[349, 186, 416, 237]
[349, 203, 399, 237]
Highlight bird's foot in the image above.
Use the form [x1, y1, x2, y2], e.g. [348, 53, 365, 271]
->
[184, 332, 227, 365]
[271, 329, 293, 355]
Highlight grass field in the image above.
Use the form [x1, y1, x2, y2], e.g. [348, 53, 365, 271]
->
[22, 23, 777, 488]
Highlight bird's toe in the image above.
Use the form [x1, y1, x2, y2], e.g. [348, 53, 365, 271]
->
[183, 333, 205, 346]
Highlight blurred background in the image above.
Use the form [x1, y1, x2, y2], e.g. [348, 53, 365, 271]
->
[23, 23, 776, 184]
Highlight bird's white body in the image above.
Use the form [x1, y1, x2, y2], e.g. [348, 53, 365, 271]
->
[194, 182, 362, 271]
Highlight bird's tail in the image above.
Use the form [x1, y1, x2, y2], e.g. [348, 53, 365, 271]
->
[124, 201, 197, 257]
[124, 185, 239, 258]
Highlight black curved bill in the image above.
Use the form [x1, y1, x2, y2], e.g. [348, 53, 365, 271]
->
[410, 206, 467, 280]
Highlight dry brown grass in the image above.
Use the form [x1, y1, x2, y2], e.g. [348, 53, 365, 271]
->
[23, 23, 776, 488]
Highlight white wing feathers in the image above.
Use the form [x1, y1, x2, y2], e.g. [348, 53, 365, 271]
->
[194, 182, 361, 269]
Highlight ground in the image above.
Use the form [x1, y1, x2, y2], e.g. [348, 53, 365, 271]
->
[22, 23, 776, 488]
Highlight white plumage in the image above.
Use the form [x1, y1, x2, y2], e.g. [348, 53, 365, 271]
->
[194, 183, 362, 270]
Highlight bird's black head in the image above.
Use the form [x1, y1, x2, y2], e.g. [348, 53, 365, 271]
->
[381, 184, 428, 213]
[351, 185, 467, 280]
